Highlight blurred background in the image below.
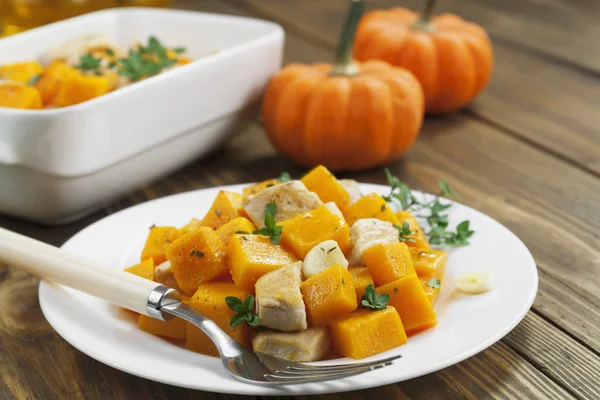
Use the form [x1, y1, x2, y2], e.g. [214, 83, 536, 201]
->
[0, 0, 173, 37]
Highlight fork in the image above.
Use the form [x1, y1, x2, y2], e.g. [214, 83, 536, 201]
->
[0, 228, 400, 385]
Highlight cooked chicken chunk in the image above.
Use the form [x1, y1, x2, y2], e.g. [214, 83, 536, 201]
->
[303, 240, 349, 279]
[324, 201, 345, 222]
[40, 34, 112, 65]
[349, 218, 399, 266]
[242, 180, 323, 227]
[339, 179, 362, 205]
[255, 263, 307, 332]
[154, 261, 183, 292]
[252, 327, 332, 362]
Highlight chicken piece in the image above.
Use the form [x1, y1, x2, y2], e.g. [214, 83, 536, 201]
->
[40, 34, 112, 65]
[255, 263, 307, 332]
[242, 180, 323, 227]
[252, 327, 332, 362]
[349, 218, 399, 266]
[303, 239, 349, 279]
[339, 179, 362, 205]
[324, 201, 345, 222]
[154, 261, 183, 292]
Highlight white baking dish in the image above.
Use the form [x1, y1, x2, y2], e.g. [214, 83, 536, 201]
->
[0, 7, 283, 224]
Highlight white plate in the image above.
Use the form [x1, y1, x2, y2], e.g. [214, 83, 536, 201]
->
[39, 183, 538, 396]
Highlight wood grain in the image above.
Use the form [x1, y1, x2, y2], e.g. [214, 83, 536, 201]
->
[224, 0, 600, 176]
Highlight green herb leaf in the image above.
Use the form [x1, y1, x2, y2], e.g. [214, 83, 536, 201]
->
[26, 74, 41, 86]
[270, 233, 281, 245]
[427, 278, 441, 289]
[77, 53, 102, 72]
[359, 284, 390, 310]
[439, 179, 460, 199]
[172, 47, 186, 54]
[394, 222, 416, 243]
[226, 295, 259, 327]
[264, 201, 277, 217]
[234, 231, 250, 235]
[264, 212, 276, 229]
[276, 172, 291, 183]
[106, 48, 115, 57]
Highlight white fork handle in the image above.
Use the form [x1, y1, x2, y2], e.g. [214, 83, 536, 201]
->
[0, 228, 161, 316]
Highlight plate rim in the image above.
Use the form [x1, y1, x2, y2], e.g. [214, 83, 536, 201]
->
[39, 182, 539, 395]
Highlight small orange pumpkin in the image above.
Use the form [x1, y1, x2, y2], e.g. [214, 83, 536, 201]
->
[262, 0, 424, 172]
[354, 0, 493, 115]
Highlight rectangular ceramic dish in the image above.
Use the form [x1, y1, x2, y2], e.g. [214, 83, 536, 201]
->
[0, 7, 283, 224]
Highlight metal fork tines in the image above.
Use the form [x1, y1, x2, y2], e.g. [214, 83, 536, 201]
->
[159, 289, 401, 385]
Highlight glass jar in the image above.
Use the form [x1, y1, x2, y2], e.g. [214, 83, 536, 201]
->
[0, 0, 174, 37]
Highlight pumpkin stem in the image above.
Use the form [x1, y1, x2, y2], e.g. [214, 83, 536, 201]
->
[412, 0, 437, 32]
[330, 0, 365, 77]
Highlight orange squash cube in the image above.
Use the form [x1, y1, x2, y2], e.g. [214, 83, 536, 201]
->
[363, 242, 416, 286]
[0, 82, 42, 110]
[396, 210, 430, 249]
[171, 218, 202, 241]
[329, 307, 407, 359]
[301, 165, 350, 212]
[280, 205, 350, 259]
[124, 258, 154, 281]
[141, 226, 178, 265]
[215, 217, 256, 246]
[138, 314, 186, 340]
[227, 234, 297, 291]
[186, 283, 252, 357]
[344, 193, 400, 226]
[200, 190, 245, 230]
[421, 277, 441, 305]
[165, 227, 228, 295]
[242, 179, 280, 197]
[377, 274, 437, 336]
[348, 266, 373, 304]
[0, 61, 44, 84]
[300, 264, 357, 327]
[410, 247, 448, 281]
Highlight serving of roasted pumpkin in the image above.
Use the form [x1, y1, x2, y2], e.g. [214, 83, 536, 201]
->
[124, 165, 476, 361]
[0, 34, 191, 110]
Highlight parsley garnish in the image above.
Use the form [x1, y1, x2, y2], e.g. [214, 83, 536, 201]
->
[235, 231, 250, 235]
[77, 53, 102, 73]
[116, 36, 177, 82]
[383, 169, 474, 247]
[276, 172, 291, 183]
[394, 222, 416, 243]
[427, 278, 441, 289]
[106, 48, 115, 57]
[27, 74, 41, 86]
[172, 47, 186, 54]
[360, 284, 390, 310]
[253, 205, 282, 245]
[225, 295, 259, 327]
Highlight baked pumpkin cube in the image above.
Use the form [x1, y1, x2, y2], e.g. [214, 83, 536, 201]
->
[301, 165, 350, 212]
[348, 266, 374, 304]
[165, 227, 228, 295]
[0, 61, 44, 84]
[138, 313, 186, 340]
[410, 247, 448, 281]
[141, 226, 178, 265]
[363, 242, 416, 286]
[280, 205, 350, 259]
[300, 264, 357, 327]
[215, 217, 256, 246]
[171, 218, 202, 241]
[124, 258, 154, 281]
[227, 234, 297, 291]
[329, 306, 407, 359]
[242, 179, 279, 198]
[0, 82, 42, 110]
[396, 210, 429, 249]
[377, 274, 437, 336]
[36, 61, 75, 105]
[344, 193, 400, 226]
[186, 283, 252, 357]
[421, 277, 441, 305]
[200, 190, 245, 230]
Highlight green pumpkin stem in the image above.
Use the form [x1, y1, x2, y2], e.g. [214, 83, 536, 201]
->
[331, 0, 365, 77]
[413, 0, 437, 32]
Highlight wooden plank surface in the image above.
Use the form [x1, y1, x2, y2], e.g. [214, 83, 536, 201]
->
[1, 0, 599, 399]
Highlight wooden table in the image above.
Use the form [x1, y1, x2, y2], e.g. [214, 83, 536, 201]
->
[2, 0, 600, 399]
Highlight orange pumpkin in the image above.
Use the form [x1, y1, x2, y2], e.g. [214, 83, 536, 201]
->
[354, 0, 493, 114]
[262, 0, 424, 172]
